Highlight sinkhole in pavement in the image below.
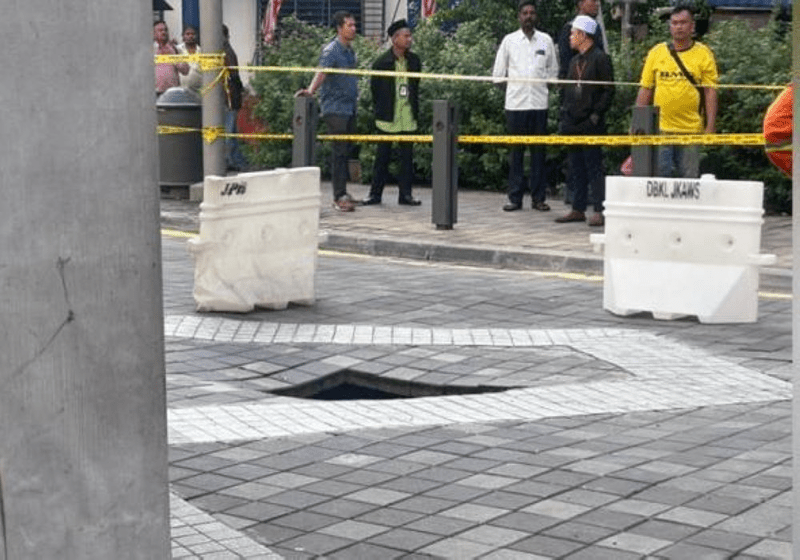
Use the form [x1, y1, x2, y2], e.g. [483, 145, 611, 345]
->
[269, 369, 516, 401]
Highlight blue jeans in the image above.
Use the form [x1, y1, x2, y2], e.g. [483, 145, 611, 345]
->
[657, 144, 699, 178]
[506, 109, 548, 205]
[225, 109, 248, 170]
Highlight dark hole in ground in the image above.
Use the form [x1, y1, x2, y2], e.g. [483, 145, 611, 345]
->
[269, 369, 517, 401]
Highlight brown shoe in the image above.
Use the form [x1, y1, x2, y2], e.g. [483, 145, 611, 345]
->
[588, 213, 604, 227]
[554, 210, 585, 223]
[332, 194, 356, 212]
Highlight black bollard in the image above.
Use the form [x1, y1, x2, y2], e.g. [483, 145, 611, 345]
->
[432, 100, 459, 230]
[292, 96, 319, 168]
[630, 105, 659, 177]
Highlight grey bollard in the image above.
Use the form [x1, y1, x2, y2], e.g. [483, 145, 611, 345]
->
[630, 105, 659, 176]
[292, 96, 319, 168]
[432, 100, 459, 230]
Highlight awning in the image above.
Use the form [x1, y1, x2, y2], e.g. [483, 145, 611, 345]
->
[153, 0, 173, 10]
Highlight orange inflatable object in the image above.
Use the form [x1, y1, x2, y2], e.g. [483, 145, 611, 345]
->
[763, 84, 793, 177]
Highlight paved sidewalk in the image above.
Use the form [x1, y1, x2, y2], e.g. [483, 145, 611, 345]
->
[161, 182, 793, 559]
[161, 181, 792, 291]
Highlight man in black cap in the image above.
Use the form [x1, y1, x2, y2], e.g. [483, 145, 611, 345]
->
[361, 19, 422, 206]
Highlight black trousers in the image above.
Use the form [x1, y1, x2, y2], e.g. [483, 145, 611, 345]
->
[370, 132, 414, 200]
[323, 114, 355, 200]
[506, 109, 548, 205]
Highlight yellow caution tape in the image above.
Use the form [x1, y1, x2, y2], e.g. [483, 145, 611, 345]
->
[155, 53, 225, 71]
[158, 126, 766, 147]
[155, 56, 785, 92]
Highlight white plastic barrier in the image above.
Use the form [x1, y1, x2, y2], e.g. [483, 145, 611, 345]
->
[590, 174, 776, 324]
[188, 167, 321, 312]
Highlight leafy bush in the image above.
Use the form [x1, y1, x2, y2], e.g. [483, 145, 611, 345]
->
[250, 3, 791, 210]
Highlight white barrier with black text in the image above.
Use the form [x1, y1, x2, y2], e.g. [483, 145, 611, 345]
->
[188, 167, 321, 312]
[590, 174, 776, 324]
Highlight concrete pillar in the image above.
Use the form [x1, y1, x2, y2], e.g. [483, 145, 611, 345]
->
[0, 3, 169, 559]
[792, 2, 799, 556]
[201, 0, 226, 176]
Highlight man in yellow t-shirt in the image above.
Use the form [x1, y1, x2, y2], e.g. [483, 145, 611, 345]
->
[635, 6, 718, 177]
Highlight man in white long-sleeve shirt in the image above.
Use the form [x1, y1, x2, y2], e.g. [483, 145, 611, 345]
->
[492, 0, 558, 212]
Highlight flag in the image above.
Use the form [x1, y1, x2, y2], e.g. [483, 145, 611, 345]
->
[262, 0, 282, 44]
[421, 0, 436, 18]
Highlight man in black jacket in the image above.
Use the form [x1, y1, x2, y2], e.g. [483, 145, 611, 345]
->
[555, 15, 614, 227]
[362, 20, 422, 206]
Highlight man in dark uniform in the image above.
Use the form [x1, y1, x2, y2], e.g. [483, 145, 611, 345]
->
[361, 20, 422, 206]
[555, 15, 614, 227]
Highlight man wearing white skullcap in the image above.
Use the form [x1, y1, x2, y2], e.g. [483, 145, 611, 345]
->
[555, 13, 614, 227]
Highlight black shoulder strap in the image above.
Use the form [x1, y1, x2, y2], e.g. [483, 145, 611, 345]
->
[667, 42, 706, 116]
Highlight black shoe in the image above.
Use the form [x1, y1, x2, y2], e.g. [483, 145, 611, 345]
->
[398, 196, 422, 206]
[361, 196, 382, 206]
[503, 202, 522, 212]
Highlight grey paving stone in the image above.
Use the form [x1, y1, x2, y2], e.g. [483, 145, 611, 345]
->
[327, 541, 408, 559]
[572, 509, 645, 531]
[650, 541, 732, 559]
[263, 489, 330, 509]
[403, 515, 477, 536]
[245, 521, 303, 545]
[490, 511, 561, 533]
[277, 532, 354, 556]
[308, 498, 379, 519]
[300, 479, 363, 497]
[628, 518, 701, 541]
[562, 545, 643, 560]
[319, 519, 390, 540]
[412, 466, 473, 483]
[223, 502, 294, 522]
[380, 475, 443, 494]
[367, 527, 442, 551]
[418, 536, 496, 559]
[271, 510, 340, 532]
[472, 490, 541, 510]
[685, 528, 761, 553]
[682, 493, 757, 515]
[347, 487, 412, 506]
[423, 483, 491, 502]
[543, 521, 618, 544]
[457, 525, 528, 547]
[392, 495, 458, 515]
[355, 507, 426, 527]
[510, 534, 586, 557]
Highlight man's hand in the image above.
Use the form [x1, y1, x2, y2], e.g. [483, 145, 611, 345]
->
[294, 88, 312, 97]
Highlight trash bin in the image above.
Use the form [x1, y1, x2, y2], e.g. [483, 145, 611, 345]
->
[187, 167, 321, 312]
[157, 87, 203, 186]
[590, 174, 776, 324]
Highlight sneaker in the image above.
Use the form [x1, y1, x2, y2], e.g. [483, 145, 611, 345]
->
[332, 194, 355, 212]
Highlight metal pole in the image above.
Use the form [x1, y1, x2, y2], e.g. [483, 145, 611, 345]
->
[630, 105, 659, 176]
[201, 0, 226, 177]
[431, 100, 458, 230]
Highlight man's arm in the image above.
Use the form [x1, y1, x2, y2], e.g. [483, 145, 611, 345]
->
[704, 86, 717, 133]
[295, 72, 326, 97]
[635, 87, 653, 107]
[491, 37, 508, 92]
